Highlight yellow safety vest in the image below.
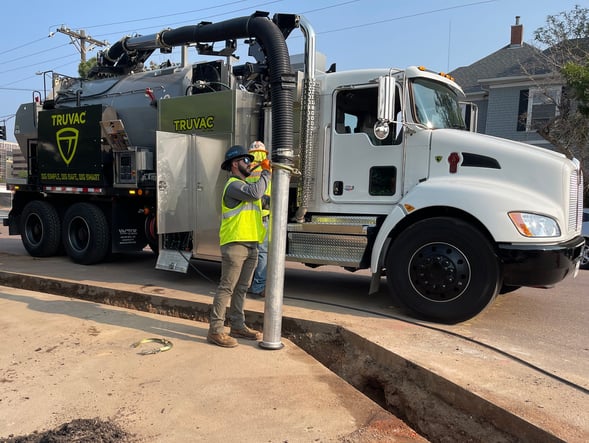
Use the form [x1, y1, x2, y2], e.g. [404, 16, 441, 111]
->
[246, 149, 272, 218]
[219, 177, 265, 245]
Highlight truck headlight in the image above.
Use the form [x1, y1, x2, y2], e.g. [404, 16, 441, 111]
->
[508, 212, 561, 237]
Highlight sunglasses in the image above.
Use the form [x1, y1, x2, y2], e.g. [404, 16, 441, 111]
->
[240, 157, 252, 165]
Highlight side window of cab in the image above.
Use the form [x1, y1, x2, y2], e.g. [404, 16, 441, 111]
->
[334, 86, 401, 145]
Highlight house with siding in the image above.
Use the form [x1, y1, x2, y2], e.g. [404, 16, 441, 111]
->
[450, 17, 561, 150]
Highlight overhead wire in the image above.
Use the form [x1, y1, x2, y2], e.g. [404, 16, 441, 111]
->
[87, 0, 284, 40]
[316, 0, 497, 35]
[80, 0, 251, 29]
[0, 0, 495, 86]
[5, 43, 71, 66]
[0, 0, 283, 88]
[0, 36, 50, 57]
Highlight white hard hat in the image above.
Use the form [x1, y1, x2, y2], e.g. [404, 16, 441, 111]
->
[249, 140, 266, 151]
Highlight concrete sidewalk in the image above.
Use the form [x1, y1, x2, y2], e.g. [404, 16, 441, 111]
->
[0, 285, 423, 443]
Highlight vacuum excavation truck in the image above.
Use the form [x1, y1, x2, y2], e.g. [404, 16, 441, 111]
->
[5, 11, 585, 323]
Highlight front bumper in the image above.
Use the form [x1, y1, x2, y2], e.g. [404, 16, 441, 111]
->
[498, 236, 585, 287]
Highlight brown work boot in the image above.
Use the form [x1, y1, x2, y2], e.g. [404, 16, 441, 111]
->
[207, 332, 238, 348]
[230, 325, 262, 341]
[247, 289, 265, 298]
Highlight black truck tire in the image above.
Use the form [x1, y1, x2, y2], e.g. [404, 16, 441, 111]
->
[20, 200, 61, 257]
[386, 217, 500, 324]
[62, 203, 110, 265]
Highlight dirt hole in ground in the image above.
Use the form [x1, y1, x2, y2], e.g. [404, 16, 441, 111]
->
[0, 418, 132, 443]
[286, 327, 520, 443]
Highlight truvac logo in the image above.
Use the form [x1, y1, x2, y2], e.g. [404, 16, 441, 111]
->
[56, 127, 79, 165]
[51, 111, 86, 166]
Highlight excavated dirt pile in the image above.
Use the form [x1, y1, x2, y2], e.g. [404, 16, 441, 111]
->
[0, 418, 133, 443]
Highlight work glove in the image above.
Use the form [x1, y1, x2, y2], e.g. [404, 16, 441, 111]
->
[261, 159, 272, 171]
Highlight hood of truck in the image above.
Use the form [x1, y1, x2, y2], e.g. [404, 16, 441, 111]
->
[428, 129, 571, 187]
[431, 128, 567, 161]
[411, 128, 582, 241]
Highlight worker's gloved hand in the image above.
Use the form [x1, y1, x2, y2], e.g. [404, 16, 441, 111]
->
[261, 159, 272, 171]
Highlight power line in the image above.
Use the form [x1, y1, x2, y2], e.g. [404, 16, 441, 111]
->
[80, 0, 248, 29]
[55, 26, 108, 63]
[0, 44, 70, 69]
[0, 53, 79, 79]
[0, 0, 284, 74]
[90, 0, 284, 40]
[0, 1, 498, 90]
[0, 36, 48, 57]
[315, 0, 497, 35]
[0, 87, 34, 92]
[301, 0, 361, 15]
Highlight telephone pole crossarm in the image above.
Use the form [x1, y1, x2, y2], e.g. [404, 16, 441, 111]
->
[56, 26, 109, 62]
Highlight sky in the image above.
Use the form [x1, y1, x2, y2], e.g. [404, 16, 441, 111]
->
[0, 0, 583, 142]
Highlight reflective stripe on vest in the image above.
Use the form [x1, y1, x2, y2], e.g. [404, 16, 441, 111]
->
[219, 177, 265, 245]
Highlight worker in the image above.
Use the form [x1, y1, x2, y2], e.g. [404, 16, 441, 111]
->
[246, 141, 271, 298]
[207, 144, 271, 348]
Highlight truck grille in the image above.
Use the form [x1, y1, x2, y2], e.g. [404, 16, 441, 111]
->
[569, 168, 583, 233]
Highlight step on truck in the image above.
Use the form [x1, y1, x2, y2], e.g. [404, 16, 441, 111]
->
[5, 12, 585, 323]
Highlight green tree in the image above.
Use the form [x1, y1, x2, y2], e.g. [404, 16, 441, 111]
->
[78, 57, 97, 78]
[532, 5, 589, 202]
[562, 62, 589, 116]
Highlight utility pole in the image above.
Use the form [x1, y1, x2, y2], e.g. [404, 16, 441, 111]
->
[55, 26, 108, 63]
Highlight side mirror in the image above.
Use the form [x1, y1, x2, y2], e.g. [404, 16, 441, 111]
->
[461, 102, 478, 132]
[376, 74, 396, 140]
[373, 121, 390, 141]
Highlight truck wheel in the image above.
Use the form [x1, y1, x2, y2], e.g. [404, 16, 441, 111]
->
[20, 200, 61, 257]
[386, 217, 500, 323]
[62, 203, 110, 265]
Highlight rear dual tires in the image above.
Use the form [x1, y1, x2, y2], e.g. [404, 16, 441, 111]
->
[386, 217, 500, 324]
[20, 200, 61, 257]
[62, 203, 110, 265]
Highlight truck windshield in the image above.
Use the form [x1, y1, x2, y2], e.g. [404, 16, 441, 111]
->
[410, 78, 466, 130]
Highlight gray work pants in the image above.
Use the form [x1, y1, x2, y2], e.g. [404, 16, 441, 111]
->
[209, 242, 258, 334]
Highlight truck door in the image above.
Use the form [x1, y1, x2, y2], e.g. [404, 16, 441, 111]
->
[156, 132, 196, 236]
[156, 131, 228, 262]
[329, 85, 403, 205]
